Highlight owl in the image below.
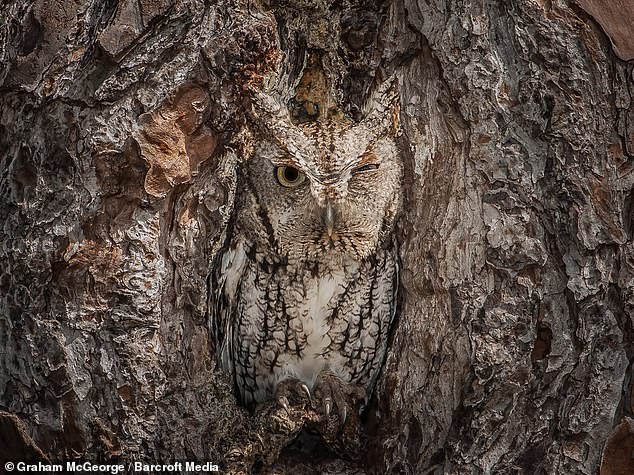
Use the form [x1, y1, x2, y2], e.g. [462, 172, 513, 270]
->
[209, 79, 403, 425]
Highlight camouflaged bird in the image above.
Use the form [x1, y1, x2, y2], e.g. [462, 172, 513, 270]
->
[210, 79, 402, 427]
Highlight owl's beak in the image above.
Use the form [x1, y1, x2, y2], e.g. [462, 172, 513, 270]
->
[322, 201, 336, 237]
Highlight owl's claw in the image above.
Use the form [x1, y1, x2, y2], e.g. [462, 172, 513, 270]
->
[324, 397, 332, 417]
[309, 370, 365, 455]
[312, 370, 364, 435]
[277, 395, 291, 415]
[300, 383, 312, 405]
[274, 376, 312, 409]
[339, 405, 347, 426]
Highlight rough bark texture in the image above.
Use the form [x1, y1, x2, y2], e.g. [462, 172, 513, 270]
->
[1, 0, 633, 474]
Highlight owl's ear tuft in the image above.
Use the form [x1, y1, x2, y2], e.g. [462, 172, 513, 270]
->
[248, 89, 290, 125]
[245, 69, 294, 123]
[363, 76, 401, 135]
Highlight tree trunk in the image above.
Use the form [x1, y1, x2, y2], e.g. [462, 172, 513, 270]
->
[1, 0, 632, 474]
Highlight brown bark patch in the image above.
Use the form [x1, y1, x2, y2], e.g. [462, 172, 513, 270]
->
[600, 417, 634, 475]
[136, 85, 217, 198]
[58, 238, 124, 311]
[576, 0, 634, 60]
[0, 411, 48, 465]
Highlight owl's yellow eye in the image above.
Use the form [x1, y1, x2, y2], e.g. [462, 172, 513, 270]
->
[275, 166, 306, 187]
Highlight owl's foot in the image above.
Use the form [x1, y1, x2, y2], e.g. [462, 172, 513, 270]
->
[226, 379, 319, 472]
[230, 396, 312, 472]
[275, 376, 313, 413]
[311, 370, 365, 454]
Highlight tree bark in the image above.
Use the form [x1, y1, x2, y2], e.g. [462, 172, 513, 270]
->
[1, 0, 633, 474]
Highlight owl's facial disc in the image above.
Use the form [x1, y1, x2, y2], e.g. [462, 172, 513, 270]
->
[245, 122, 402, 264]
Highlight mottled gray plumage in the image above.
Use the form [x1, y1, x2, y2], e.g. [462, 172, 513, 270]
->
[210, 82, 402, 411]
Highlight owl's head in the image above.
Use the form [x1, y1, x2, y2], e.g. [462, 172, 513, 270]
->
[243, 80, 403, 263]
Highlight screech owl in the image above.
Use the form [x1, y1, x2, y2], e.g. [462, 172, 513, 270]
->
[209, 79, 403, 423]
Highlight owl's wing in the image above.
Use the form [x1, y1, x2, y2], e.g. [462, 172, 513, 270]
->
[208, 242, 248, 375]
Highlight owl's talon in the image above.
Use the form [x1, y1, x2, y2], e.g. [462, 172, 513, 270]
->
[313, 370, 365, 429]
[277, 395, 290, 415]
[324, 397, 332, 417]
[274, 376, 312, 410]
[340, 405, 347, 426]
[300, 383, 312, 405]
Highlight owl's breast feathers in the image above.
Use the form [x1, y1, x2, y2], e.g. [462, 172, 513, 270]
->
[211, 235, 398, 408]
